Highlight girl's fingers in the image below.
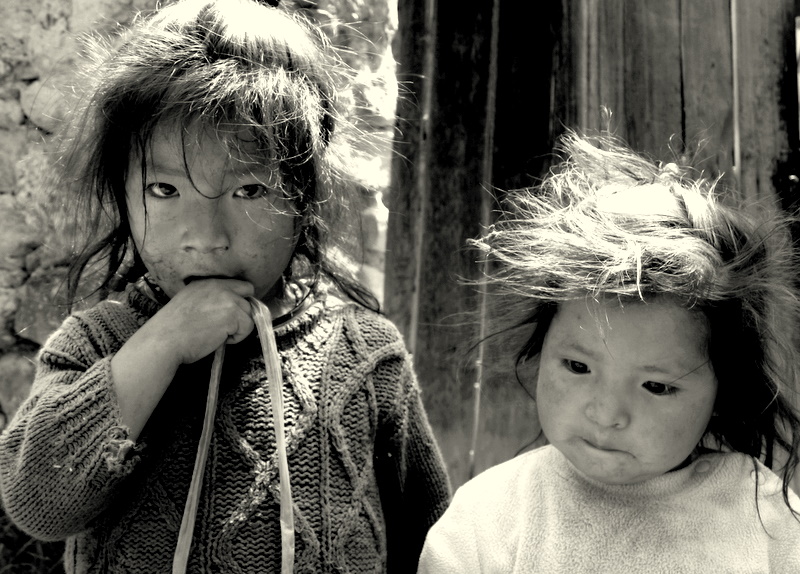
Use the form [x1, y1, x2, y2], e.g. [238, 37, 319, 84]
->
[227, 312, 255, 345]
[150, 278, 261, 363]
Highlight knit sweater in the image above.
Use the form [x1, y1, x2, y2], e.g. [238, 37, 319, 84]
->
[419, 444, 800, 573]
[0, 282, 451, 573]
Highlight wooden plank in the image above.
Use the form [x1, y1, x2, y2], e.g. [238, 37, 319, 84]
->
[550, 0, 582, 135]
[680, 0, 735, 183]
[622, 0, 683, 160]
[586, 0, 626, 137]
[473, 0, 562, 484]
[384, 0, 429, 347]
[491, 0, 559, 189]
[733, 0, 797, 203]
[388, 0, 565, 487]
[387, 0, 497, 488]
[734, 0, 800, 494]
[557, 0, 681, 150]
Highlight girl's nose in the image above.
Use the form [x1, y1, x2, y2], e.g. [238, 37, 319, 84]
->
[180, 196, 231, 253]
[584, 388, 630, 429]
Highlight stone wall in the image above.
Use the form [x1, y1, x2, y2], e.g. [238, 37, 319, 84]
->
[0, 0, 394, 426]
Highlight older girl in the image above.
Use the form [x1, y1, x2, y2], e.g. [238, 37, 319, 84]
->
[0, 1, 450, 572]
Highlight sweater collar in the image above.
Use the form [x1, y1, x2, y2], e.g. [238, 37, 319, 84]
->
[124, 277, 331, 342]
[548, 444, 723, 500]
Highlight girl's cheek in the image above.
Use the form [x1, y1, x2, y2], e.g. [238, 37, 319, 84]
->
[535, 363, 569, 409]
[541, 379, 569, 413]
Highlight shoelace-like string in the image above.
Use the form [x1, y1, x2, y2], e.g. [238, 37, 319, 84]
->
[172, 298, 295, 574]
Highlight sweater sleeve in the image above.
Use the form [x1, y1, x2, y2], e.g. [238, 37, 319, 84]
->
[373, 351, 452, 574]
[0, 311, 141, 541]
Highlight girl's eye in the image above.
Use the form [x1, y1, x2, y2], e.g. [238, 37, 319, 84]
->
[642, 381, 678, 396]
[235, 184, 273, 199]
[144, 182, 178, 198]
[563, 359, 590, 374]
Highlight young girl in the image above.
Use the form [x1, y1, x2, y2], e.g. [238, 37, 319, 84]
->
[418, 132, 800, 572]
[0, 1, 450, 572]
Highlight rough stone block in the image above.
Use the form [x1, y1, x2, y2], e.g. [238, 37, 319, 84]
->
[0, 351, 37, 422]
[0, 98, 24, 129]
[20, 79, 67, 134]
[14, 266, 69, 346]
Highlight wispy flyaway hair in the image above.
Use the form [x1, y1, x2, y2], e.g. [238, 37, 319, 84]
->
[477, 132, 792, 306]
[474, 131, 800, 511]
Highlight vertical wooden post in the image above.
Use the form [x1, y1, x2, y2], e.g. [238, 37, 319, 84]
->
[681, 0, 735, 180]
[734, 0, 799, 204]
[386, 0, 496, 486]
[386, 0, 559, 486]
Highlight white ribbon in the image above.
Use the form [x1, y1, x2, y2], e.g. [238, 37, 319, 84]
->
[172, 298, 295, 574]
[249, 297, 295, 574]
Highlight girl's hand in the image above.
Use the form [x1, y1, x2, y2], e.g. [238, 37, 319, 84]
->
[146, 278, 256, 366]
[110, 278, 255, 439]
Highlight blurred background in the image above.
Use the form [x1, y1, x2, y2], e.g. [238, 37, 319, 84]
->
[1, 0, 799, 571]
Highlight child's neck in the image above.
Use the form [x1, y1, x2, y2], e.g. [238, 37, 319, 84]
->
[669, 445, 715, 474]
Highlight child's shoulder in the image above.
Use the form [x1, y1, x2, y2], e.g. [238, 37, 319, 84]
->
[436, 446, 558, 533]
[332, 299, 406, 350]
[689, 451, 800, 519]
[705, 451, 793, 497]
[42, 286, 146, 351]
[702, 451, 777, 484]
[457, 444, 558, 500]
[79, 292, 139, 322]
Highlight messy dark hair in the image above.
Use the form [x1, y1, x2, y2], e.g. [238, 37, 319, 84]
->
[57, 0, 377, 310]
[474, 130, 800, 514]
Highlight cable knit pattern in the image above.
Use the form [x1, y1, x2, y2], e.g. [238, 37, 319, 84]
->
[0, 283, 451, 573]
[419, 444, 800, 573]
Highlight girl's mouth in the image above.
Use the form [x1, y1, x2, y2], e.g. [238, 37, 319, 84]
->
[183, 274, 238, 285]
[583, 438, 626, 454]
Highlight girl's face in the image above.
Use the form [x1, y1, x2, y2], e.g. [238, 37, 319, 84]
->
[536, 297, 717, 485]
[125, 125, 298, 302]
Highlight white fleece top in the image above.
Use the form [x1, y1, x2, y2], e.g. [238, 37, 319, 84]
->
[418, 445, 800, 573]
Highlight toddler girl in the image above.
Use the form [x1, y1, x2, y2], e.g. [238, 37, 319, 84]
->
[418, 132, 800, 572]
[0, 1, 450, 572]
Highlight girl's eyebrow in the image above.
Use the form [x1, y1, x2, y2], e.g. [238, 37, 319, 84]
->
[558, 341, 599, 360]
[640, 364, 684, 378]
[657, 359, 712, 382]
[147, 157, 271, 179]
[146, 163, 188, 177]
[635, 360, 711, 383]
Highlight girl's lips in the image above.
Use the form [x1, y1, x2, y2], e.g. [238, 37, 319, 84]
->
[582, 438, 626, 453]
[183, 274, 237, 284]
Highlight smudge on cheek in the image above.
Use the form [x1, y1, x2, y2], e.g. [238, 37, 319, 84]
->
[535, 360, 569, 405]
[136, 246, 183, 284]
[534, 367, 571, 425]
